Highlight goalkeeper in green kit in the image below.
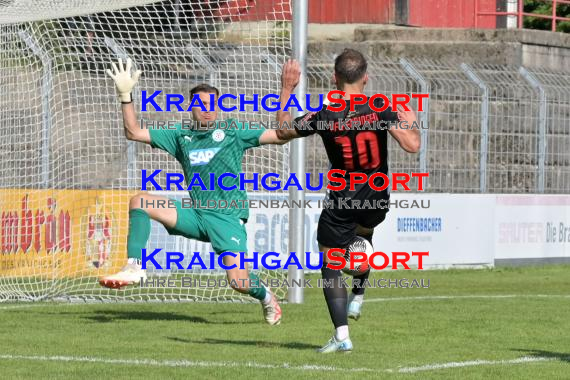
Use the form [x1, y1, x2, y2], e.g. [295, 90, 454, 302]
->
[100, 58, 290, 325]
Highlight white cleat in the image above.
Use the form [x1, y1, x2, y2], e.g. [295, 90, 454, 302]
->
[99, 258, 146, 289]
[262, 291, 282, 326]
[347, 293, 363, 321]
[317, 336, 353, 353]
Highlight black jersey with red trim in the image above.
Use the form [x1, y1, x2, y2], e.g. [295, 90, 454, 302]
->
[294, 97, 399, 202]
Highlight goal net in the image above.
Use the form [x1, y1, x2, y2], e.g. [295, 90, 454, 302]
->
[0, 0, 292, 302]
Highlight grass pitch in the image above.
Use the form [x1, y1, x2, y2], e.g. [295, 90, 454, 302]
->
[1, 265, 570, 379]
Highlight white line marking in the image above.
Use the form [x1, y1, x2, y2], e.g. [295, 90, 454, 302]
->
[0, 353, 560, 374]
[365, 294, 570, 303]
[0, 304, 50, 311]
[0, 354, 376, 373]
[395, 356, 554, 373]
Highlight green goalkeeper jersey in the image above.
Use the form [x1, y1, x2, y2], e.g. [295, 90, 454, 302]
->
[149, 119, 264, 220]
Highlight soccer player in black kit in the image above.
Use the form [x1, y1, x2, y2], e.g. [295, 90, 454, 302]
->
[276, 49, 420, 353]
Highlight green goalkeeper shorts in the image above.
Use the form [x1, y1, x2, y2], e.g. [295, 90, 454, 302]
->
[165, 200, 248, 254]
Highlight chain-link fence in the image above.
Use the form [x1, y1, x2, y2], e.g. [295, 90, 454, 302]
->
[305, 52, 570, 194]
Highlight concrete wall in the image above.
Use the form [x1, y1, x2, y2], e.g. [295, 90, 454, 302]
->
[309, 27, 570, 71]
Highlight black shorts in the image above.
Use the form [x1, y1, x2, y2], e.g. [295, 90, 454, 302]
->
[316, 206, 388, 249]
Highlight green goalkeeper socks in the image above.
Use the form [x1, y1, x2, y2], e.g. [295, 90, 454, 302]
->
[247, 272, 267, 301]
[127, 208, 151, 260]
[127, 208, 266, 302]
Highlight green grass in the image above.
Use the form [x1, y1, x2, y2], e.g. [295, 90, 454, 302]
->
[1, 265, 570, 379]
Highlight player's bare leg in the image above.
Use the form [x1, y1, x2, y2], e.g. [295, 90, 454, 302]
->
[99, 193, 177, 289]
[348, 225, 374, 321]
[317, 245, 353, 353]
[223, 254, 282, 326]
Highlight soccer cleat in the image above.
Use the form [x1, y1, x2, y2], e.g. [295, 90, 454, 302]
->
[317, 336, 353, 354]
[99, 259, 146, 289]
[347, 293, 363, 321]
[262, 291, 282, 326]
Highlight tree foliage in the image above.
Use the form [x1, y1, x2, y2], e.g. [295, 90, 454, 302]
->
[523, 0, 570, 33]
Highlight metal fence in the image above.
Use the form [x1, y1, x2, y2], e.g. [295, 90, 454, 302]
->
[305, 52, 570, 194]
[2, 21, 569, 197]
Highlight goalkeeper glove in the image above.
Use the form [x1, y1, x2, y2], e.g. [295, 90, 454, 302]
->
[106, 58, 142, 103]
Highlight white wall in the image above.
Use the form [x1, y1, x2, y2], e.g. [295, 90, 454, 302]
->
[148, 192, 570, 270]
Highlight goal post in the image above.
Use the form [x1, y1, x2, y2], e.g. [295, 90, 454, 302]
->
[287, 0, 308, 304]
[0, 0, 306, 303]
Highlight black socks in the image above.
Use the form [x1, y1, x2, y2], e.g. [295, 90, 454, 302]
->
[321, 266, 348, 328]
[352, 233, 373, 296]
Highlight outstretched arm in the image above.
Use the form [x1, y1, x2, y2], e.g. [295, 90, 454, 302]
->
[106, 58, 150, 144]
[388, 105, 421, 153]
[259, 59, 303, 145]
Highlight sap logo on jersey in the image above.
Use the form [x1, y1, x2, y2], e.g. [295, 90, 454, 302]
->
[189, 148, 221, 166]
